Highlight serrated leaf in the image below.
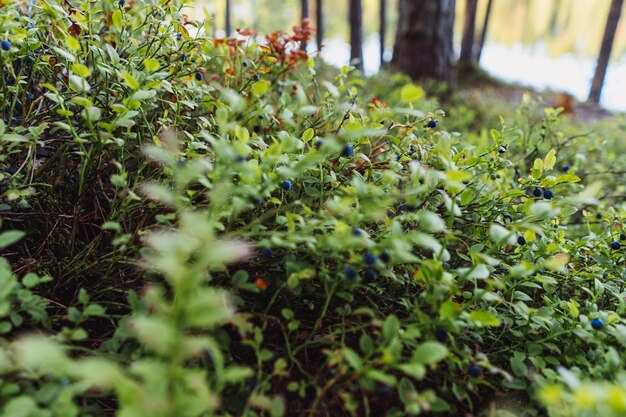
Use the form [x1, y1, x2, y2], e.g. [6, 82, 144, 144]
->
[143, 58, 160, 71]
[121, 70, 140, 90]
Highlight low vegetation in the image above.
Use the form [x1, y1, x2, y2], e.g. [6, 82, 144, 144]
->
[1, 1, 626, 416]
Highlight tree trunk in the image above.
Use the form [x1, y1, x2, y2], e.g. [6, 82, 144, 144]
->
[589, 0, 623, 103]
[380, 0, 387, 68]
[225, 0, 231, 36]
[459, 0, 478, 64]
[349, 0, 363, 71]
[316, 0, 323, 51]
[391, 0, 456, 83]
[476, 0, 493, 64]
[301, 0, 310, 50]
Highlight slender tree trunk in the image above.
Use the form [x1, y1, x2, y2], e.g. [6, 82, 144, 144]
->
[476, 0, 493, 63]
[301, 0, 310, 50]
[380, 0, 387, 68]
[349, 0, 363, 71]
[391, 0, 456, 83]
[225, 0, 231, 36]
[316, 0, 324, 50]
[459, 0, 478, 64]
[589, 0, 623, 103]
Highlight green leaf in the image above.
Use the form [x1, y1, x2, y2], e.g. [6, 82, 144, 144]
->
[121, 70, 140, 90]
[0, 231, 25, 249]
[400, 84, 425, 103]
[112, 9, 123, 30]
[302, 128, 314, 142]
[469, 310, 501, 327]
[251, 80, 271, 96]
[544, 148, 557, 171]
[411, 341, 448, 365]
[383, 314, 400, 343]
[71, 63, 90, 77]
[343, 347, 363, 371]
[143, 58, 160, 72]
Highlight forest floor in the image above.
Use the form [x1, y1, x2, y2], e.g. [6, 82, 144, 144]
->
[457, 69, 619, 124]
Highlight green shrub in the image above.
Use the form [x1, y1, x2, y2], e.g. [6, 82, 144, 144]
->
[2, 0, 626, 416]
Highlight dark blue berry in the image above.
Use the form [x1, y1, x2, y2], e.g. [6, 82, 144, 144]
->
[591, 318, 604, 330]
[503, 214, 513, 223]
[26, 92, 35, 101]
[352, 228, 363, 237]
[281, 180, 292, 190]
[247, 378, 257, 391]
[596, 213, 602, 219]
[177, 33, 182, 40]
[242, 60, 248, 67]
[261, 247, 273, 259]
[181, 54, 188, 60]
[376, 385, 394, 399]
[426, 119, 437, 128]
[118, 0, 125, 6]
[253, 74, 260, 81]
[344, 266, 357, 280]
[363, 269, 377, 282]
[4, 166, 17, 175]
[195, 72, 203, 81]
[379, 250, 391, 263]
[543, 189, 554, 199]
[364, 252, 376, 265]
[342, 144, 354, 157]
[517, 236, 526, 245]
[620, 233, 625, 241]
[468, 364, 481, 377]
[610, 241, 621, 250]
[254, 197, 263, 206]
[561, 164, 571, 172]
[1, 40, 11, 51]
[434, 327, 448, 343]
[498, 145, 507, 154]
[314, 139, 323, 149]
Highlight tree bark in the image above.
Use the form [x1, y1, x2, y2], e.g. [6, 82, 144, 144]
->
[316, 0, 323, 51]
[476, 0, 493, 64]
[589, 0, 623, 103]
[349, 0, 363, 71]
[301, 0, 310, 50]
[459, 0, 478, 64]
[225, 0, 231, 36]
[391, 0, 456, 83]
[380, 0, 387, 68]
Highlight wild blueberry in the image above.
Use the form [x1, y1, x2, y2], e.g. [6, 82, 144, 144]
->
[4, 166, 16, 175]
[118, 0, 125, 6]
[596, 212, 602, 219]
[363, 268, 377, 282]
[181, 54, 188, 60]
[1, 40, 11, 51]
[517, 236, 526, 245]
[344, 266, 357, 280]
[379, 250, 391, 263]
[342, 144, 354, 157]
[281, 180, 292, 190]
[314, 139, 323, 149]
[253, 74, 260, 81]
[176, 33, 182, 40]
[242, 60, 248, 67]
[620, 233, 626, 241]
[426, 119, 437, 128]
[498, 145, 507, 154]
[352, 228, 364, 237]
[247, 378, 257, 391]
[434, 327, 448, 343]
[468, 364, 481, 377]
[543, 189, 554, 199]
[26, 92, 34, 101]
[254, 197, 263, 206]
[195, 72, 203, 81]
[364, 252, 377, 265]
[376, 385, 394, 399]
[591, 318, 604, 330]
[561, 164, 571, 172]
[503, 213, 513, 223]
[261, 247, 273, 259]
[610, 241, 621, 250]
